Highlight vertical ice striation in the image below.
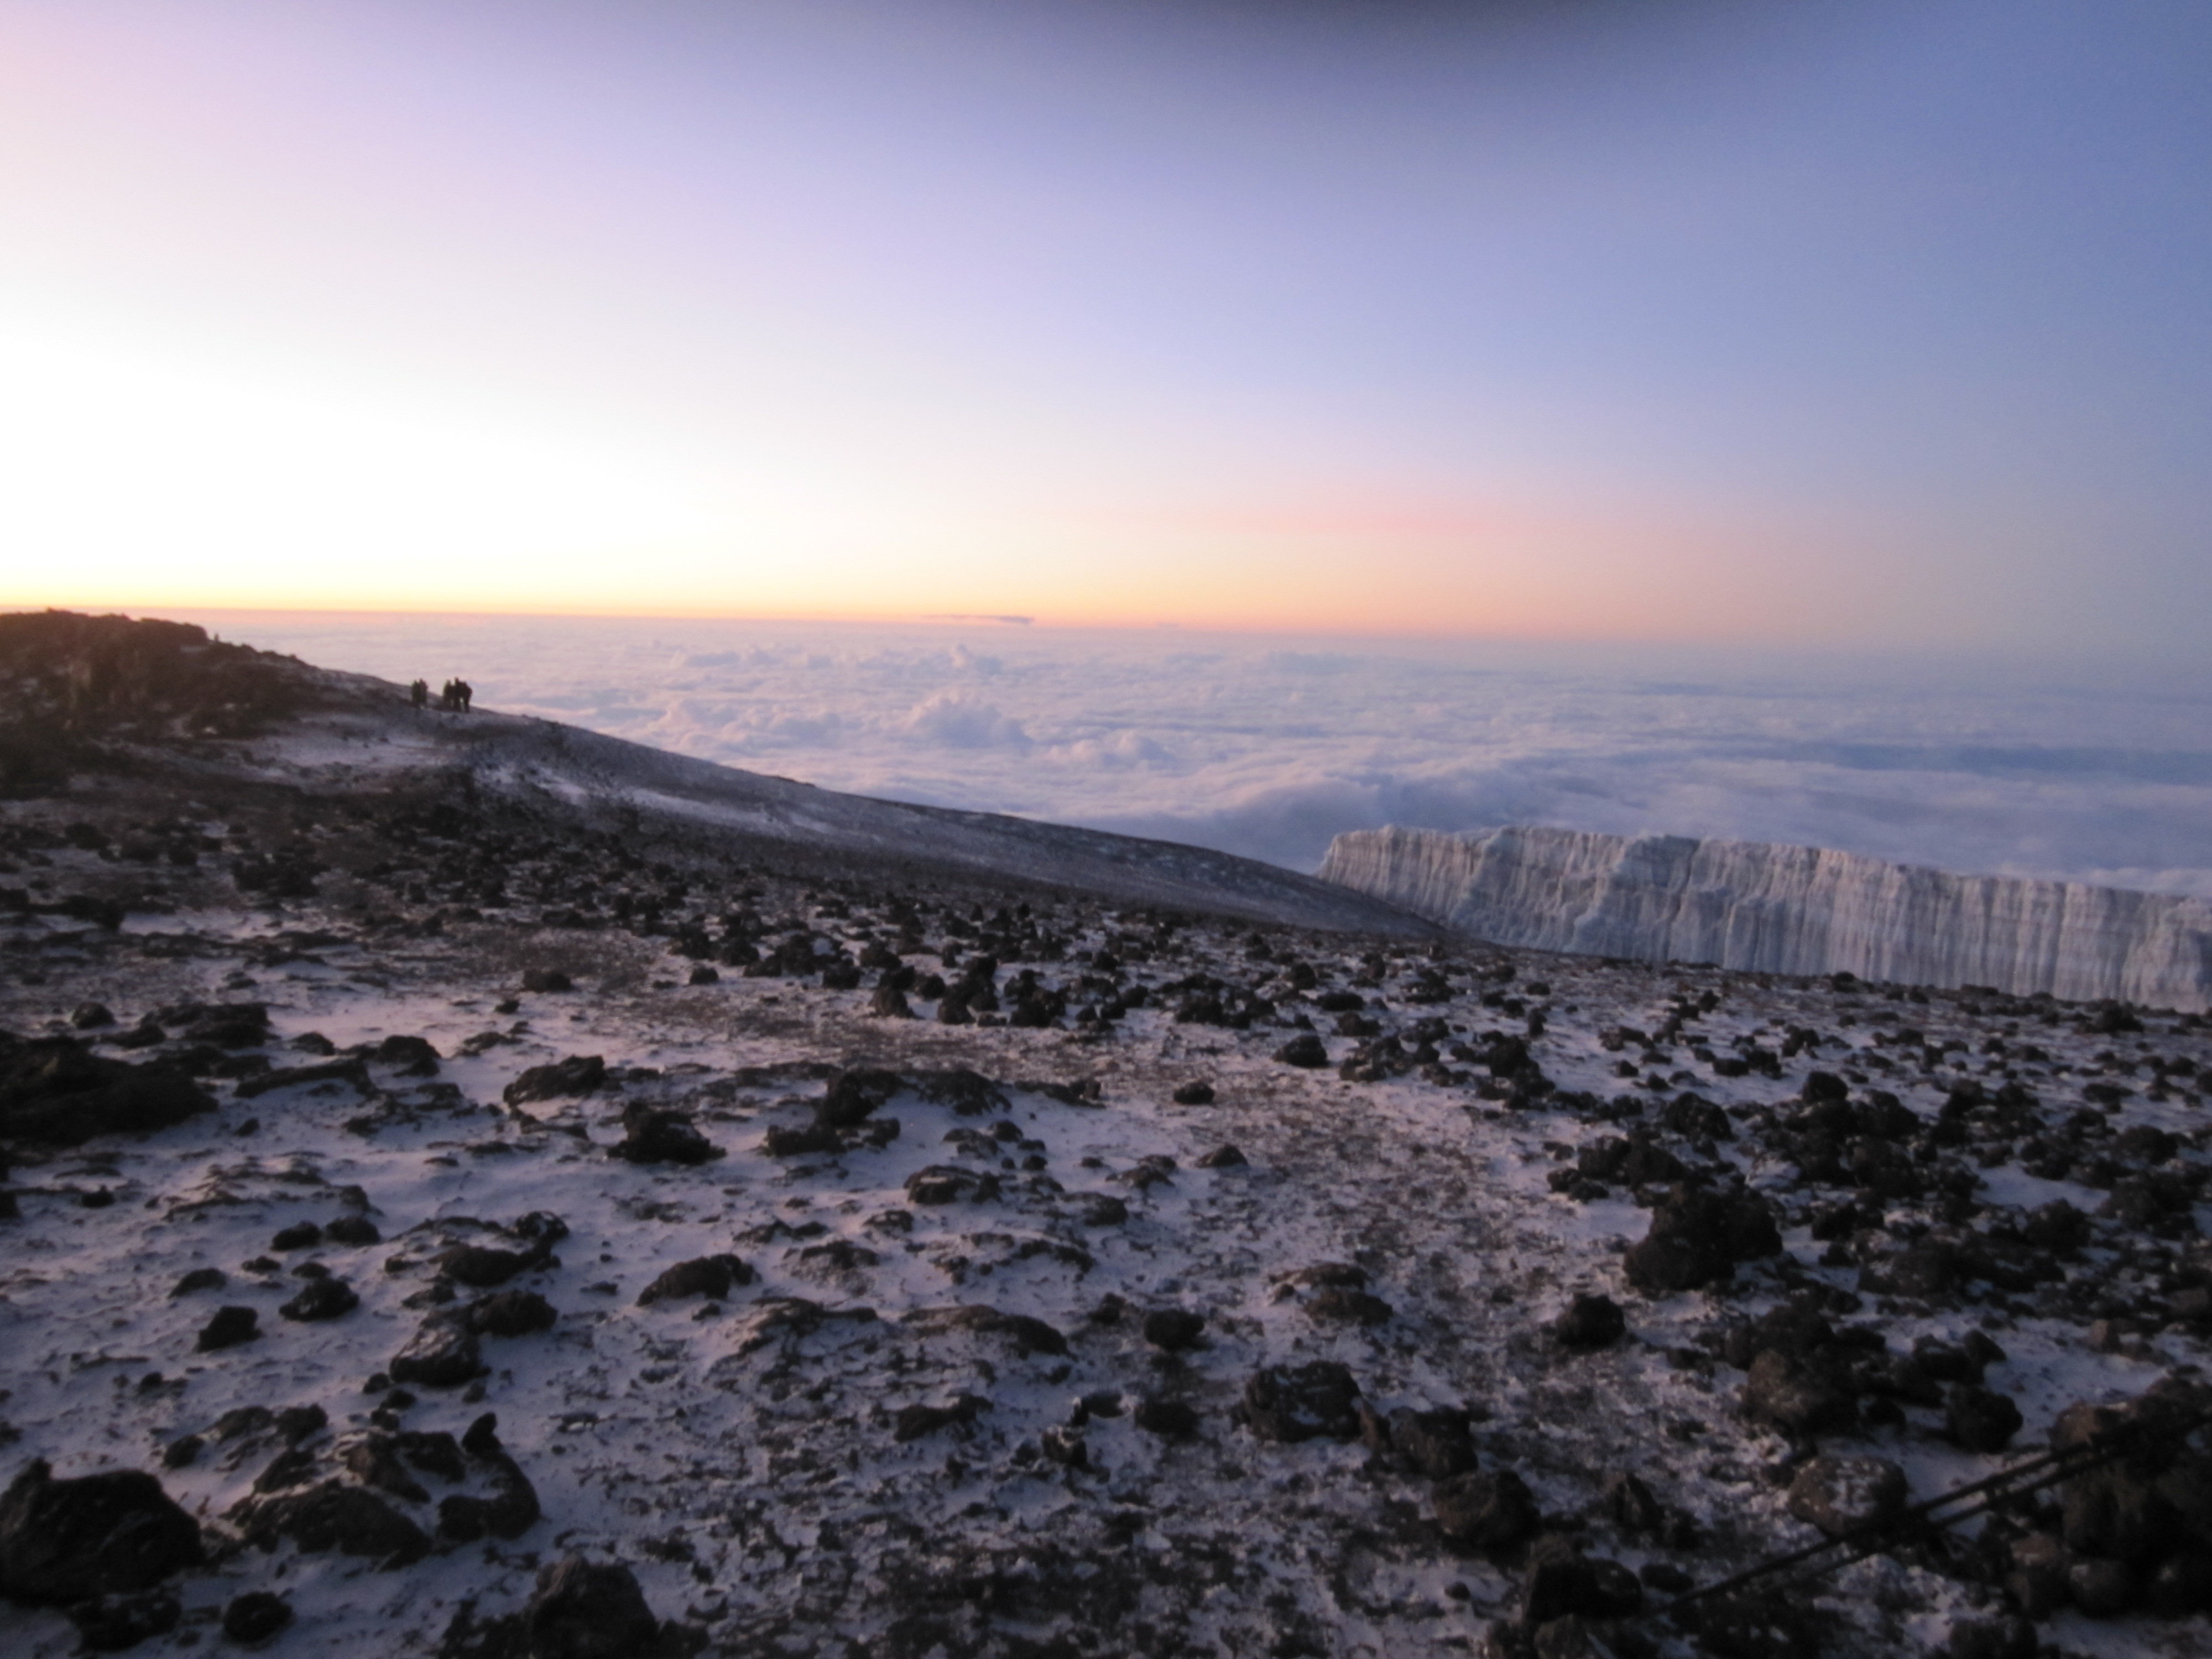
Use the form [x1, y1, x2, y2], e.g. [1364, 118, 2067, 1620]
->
[1317, 825, 2212, 1010]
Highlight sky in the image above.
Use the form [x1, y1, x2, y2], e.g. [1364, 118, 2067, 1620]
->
[174, 610, 2212, 896]
[4, 1, 2212, 650]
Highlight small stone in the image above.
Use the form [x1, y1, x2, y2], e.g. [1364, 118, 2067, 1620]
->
[1433, 1468, 1538, 1552]
[525, 1555, 662, 1659]
[637, 1255, 751, 1307]
[1240, 1361, 1363, 1443]
[1744, 1349, 1855, 1436]
[1273, 1033, 1329, 1068]
[1946, 1383, 2023, 1453]
[278, 1277, 358, 1322]
[465, 1288, 559, 1336]
[1945, 1615, 2037, 1659]
[2068, 1556, 2136, 1618]
[66, 1589, 181, 1651]
[169, 1267, 226, 1297]
[269, 1222, 321, 1251]
[195, 1305, 260, 1352]
[1785, 1455, 1908, 1538]
[1553, 1293, 1626, 1350]
[388, 1316, 482, 1388]
[222, 1590, 294, 1644]
[323, 1215, 380, 1246]
[1194, 1144, 1248, 1168]
[1141, 1308, 1207, 1352]
[1134, 1398, 1198, 1437]
[1171, 1082, 1215, 1105]
[1304, 1285, 1394, 1325]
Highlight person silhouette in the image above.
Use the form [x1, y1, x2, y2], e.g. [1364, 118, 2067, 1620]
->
[410, 679, 429, 709]
[455, 679, 473, 712]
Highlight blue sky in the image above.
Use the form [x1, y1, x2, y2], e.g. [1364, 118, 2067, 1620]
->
[3, 0, 2208, 650]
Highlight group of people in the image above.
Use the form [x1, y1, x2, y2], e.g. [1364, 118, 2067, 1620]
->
[409, 677, 474, 712]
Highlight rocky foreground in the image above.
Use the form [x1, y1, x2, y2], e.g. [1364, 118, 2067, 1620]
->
[2, 615, 2211, 1659]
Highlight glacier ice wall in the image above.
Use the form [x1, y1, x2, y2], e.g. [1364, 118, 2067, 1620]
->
[1318, 825, 2212, 1010]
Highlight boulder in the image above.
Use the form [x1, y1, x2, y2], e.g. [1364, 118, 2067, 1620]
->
[609, 1103, 720, 1165]
[1240, 1362, 1363, 1443]
[1744, 1349, 1856, 1436]
[637, 1255, 752, 1307]
[503, 1055, 605, 1105]
[1785, 1455, 1908, 1538]
[1142, 1308, 1208, 1352]
[1433, 1468, 1538, 1552]
[0, 1460, 202, 1604]
[1553, 1293, 1626, 1351]
[525, 1556, 662, 1659]
[0, 1039, 215, 1146]
[278, 1277, 359, 1322]
[816, 1068, 902, 1128]
[389, 1316, 483, 1388]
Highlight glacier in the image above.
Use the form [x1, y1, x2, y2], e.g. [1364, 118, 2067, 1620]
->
[1317, 824, 2212, 1011]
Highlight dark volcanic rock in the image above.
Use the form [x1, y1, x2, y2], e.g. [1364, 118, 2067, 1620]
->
[69, 1588, 182, 1650]
[1303, 1285, 1394, 1325]
[1194, 1143, 1248, 1168]
[1786, 1455, 1908, 1537]
[1624, 1182, 1780, 1295]
[222, 1590, 294, 1644]
[610, 1102, 721, 1165]
[1433, 1468, 1539, 1552]
[1520, 1533, 1644, 1623]
[905, 1165, 1000, 1205]
[1947, 1384, 2024, 1453]
[0, 1459, 202, 1604]
[389, 1316, 483, 1388]
[195, 1305, 260, 1352]
[1142, 1308, 1208, 1352]
[278, 1277, 359, 1322]
[1240, 1361, 1363, 1443]
[1134, 1397, 1199, 1437]
[437, 1244, 544, 1287]
[905, 1305, 1069, 1358]
[464, 1289, 559, 1337]
[817, 1067, 902, 1128]
[503, 1055, 606, 1105]
[247, 1481, 429, 1561]
[636, 1255, 752, 1307]
[1373, 1407, 1477, 1479]
[0, 1039, 215, 1146]
[1273, 1033, 1330, 1068]
[526, 1556, 662, 1659]
[894, 1396, 990, 1442]
[1171, 1081, 1215, 1105]
[1744, 1349, 1856, 1436]
[1553, 1293, 1627, 1350]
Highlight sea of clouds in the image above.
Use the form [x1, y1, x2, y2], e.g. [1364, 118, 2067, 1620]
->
[175, 611, 2212, 899]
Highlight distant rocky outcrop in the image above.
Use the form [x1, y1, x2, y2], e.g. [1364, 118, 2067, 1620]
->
[1318, 824, 2212, 1010]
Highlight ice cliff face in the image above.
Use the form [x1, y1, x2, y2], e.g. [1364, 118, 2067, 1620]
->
[1318, 824, 2212, 1011]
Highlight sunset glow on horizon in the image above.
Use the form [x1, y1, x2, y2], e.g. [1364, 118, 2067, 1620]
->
[4, 1, 2209, 653]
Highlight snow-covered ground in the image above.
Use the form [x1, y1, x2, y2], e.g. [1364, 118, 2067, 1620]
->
[6, 798, 2212, 1657]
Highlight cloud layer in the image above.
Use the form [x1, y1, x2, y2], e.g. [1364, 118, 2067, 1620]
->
[186, 612, 2212, 899]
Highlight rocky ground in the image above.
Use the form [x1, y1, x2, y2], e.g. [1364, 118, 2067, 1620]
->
[3, 617, 2212, 1659]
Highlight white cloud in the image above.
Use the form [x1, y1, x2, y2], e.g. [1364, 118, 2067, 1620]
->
[176, 611, 2212, 899]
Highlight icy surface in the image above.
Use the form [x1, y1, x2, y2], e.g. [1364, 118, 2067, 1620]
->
[1321, 825, 2212, 1012]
